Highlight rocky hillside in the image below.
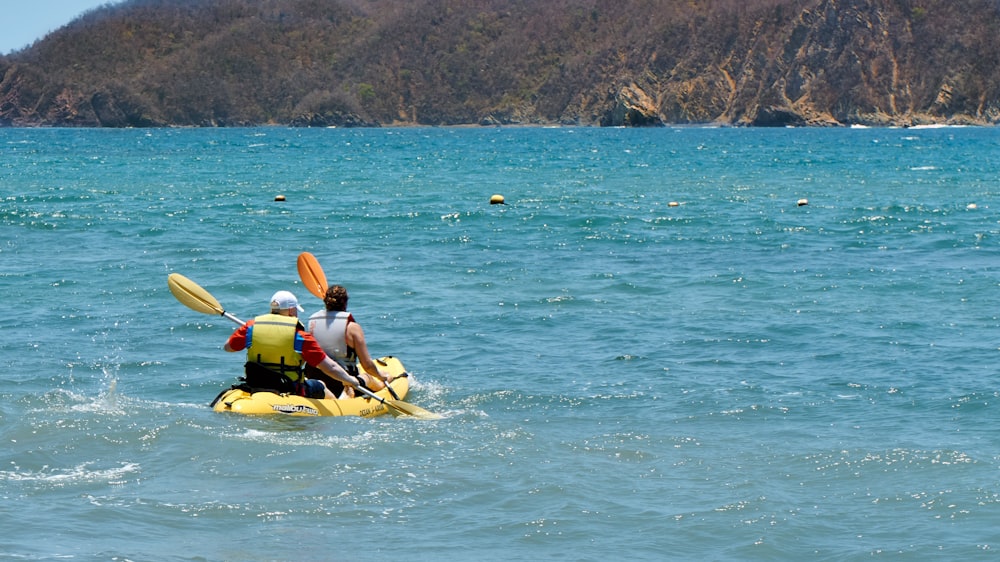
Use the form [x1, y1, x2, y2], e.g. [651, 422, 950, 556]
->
[2, 0, 999, 127]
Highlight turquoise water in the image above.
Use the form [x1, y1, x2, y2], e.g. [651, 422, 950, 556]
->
[2, 126, 1000, 560]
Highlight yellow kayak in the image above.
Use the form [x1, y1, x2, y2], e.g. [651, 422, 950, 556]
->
[210, 356, 410, 417]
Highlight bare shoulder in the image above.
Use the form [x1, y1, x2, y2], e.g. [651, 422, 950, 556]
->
[348, 321, 366, 336]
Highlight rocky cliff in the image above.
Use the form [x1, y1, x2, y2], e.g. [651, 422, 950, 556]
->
[1, 0, 998, 127]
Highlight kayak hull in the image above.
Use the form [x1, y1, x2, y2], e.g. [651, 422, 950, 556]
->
[211, 356, 410, 417]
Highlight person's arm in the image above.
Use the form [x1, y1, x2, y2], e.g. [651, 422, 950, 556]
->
[300, 331, 362, 387]
[347, 322, 388, 382]
[316, 356, 360, 387]
[223, 322, 251, 352]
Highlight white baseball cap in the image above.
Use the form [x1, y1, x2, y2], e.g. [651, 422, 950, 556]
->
[270, 290, 304, 312]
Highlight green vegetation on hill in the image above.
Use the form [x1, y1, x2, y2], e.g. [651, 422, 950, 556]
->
[2, 0, 999, 127]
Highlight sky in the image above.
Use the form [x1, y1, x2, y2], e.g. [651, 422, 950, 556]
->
[1, 0, 121, 54]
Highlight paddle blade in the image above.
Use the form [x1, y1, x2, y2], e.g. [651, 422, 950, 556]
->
[354, 382, 442, 420]
[168, 273, 225, 316]
[297, 252, 328, 299]
[387, 399, 443, 420]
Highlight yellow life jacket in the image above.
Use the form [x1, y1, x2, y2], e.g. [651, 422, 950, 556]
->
[246, 313, 305, 382]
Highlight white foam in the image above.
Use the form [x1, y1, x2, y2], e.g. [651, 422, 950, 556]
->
[1, 462, 140, 485]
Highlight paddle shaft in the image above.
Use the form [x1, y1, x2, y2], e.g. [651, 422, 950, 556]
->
[352, 382, 411, 416]
[221, 311, 245, 325]
[376, 358, 402, 400]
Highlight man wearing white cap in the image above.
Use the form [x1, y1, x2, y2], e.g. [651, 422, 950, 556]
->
[223, 290, 361, 399]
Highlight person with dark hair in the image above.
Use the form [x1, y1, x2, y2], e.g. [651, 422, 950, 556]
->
[306, 285, 389, 398]
[224, 290, 359, 399]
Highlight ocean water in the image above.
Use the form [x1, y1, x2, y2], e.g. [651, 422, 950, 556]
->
[2, 125, 999, 560]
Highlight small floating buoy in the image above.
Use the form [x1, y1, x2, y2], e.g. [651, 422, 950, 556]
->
[797, 198, 809, 207]
[668, 201, 679, 207]
[274, 194, 286, 202]
[490, 194, 506, 205]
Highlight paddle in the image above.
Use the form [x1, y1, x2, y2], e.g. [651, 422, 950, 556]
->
[296, 252, 403, 400]
[297, 251, 328, 300]
[351, 381, 442, 420]
[168, 273, 245, 325]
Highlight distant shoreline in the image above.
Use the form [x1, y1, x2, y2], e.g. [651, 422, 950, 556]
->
[2, 120, 995, 130]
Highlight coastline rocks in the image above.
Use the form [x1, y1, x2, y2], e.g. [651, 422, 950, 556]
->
[600, 82, 663, 127]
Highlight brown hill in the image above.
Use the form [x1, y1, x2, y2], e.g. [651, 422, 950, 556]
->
[1, 0, 999, 127]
